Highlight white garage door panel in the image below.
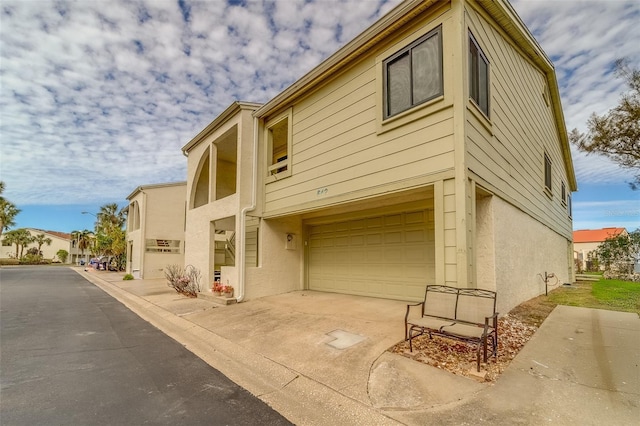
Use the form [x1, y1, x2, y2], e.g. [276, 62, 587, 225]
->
[308, 210, 434, 301]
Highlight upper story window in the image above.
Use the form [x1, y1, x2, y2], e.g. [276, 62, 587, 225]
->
[544, 153, 552, 194]
[561, 181, 567, 206]
[469, 32, 489, 117]
[266, 108, 292, 182]
[383, 26, 442, 119]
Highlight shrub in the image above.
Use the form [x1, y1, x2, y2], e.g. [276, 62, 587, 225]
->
[19, 254, 50, 265]
[164, 264, 201, 297]
[123, 274, 134, 281]
[56, 249, 69, 263]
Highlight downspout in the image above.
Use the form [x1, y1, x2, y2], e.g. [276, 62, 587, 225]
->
[237, 115, 259, 302]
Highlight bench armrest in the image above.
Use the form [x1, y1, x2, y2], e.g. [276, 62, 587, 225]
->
[405, 302, 424, 339]
[405, 302, 424, 320]
[484, 312, 499, 327]
[484, 312, 499, 337]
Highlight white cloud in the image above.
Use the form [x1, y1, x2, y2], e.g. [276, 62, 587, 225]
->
[0, 0, 638, 206]
[512, 0, 640, 185]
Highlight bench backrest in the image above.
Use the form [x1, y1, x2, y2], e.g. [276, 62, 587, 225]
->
[423, 285, 458, 319]
[424, 285, 497, 324]
[456, 288, 497, 324]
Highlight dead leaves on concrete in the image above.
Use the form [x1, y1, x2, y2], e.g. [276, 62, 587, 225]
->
[390, 315, 538, 382]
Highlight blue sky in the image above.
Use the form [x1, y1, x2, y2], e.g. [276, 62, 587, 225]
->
[1, 0, 639, 234]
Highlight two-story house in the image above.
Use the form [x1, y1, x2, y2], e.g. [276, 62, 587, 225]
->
[182, 103, 262, 293]
[181, 0, 576, 315]
[125, 182, 187, 279]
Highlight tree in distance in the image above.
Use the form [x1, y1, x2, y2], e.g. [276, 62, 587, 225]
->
[569, 59, 640, 189]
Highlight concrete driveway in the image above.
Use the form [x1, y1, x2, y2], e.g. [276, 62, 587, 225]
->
[78, 268, 640, 425]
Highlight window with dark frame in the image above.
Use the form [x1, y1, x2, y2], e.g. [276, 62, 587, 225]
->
[561, 182, 567, 205]
[568, 194, 572, 217]
[469, 32, 489, 116]
[383, 26, 443, 119]
[544, 153, 552, 193]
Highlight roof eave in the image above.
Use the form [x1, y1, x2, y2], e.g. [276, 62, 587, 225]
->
[182, 101, 262, 154]
[126, 181, 187, 201]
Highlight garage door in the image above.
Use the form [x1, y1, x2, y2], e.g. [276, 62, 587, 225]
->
[308, 210, 434, 301]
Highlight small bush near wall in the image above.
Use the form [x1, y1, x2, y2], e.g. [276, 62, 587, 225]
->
[165, 264, 201, 297]
[19, 255, 52, 265]
[604, 271, 640, 282]
[123, 274, 134, 280]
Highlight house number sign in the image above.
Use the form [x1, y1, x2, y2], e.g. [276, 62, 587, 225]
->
[316, 187, 329, 196]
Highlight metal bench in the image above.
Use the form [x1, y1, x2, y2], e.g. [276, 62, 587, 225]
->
[405, 285, 498, 372]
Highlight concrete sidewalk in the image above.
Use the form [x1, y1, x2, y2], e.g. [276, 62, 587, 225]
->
[76, 268, 640, 425]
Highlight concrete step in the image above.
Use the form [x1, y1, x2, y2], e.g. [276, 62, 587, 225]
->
[197, 291, 237, 305]
[575, 274, 601, 282]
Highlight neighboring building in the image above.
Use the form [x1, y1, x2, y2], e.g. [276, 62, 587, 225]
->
[1, 228, 79, 263]
[182, 102, 262, 292]
[181, 0, 576, 314]
[573, 227, 627, 271]
[125, 182, 187, 279]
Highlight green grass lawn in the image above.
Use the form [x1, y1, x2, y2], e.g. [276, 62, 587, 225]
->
[548, 278, 640, 315]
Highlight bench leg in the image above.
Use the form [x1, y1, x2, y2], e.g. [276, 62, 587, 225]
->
[483, 336, 488, 364]
[408, 326, 427, 352]
[409, 327, 415, 352]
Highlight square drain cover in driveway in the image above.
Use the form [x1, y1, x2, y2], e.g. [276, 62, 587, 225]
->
[326, 329, 366, 349]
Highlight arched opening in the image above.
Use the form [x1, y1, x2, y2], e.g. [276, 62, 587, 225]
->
[192, 150, 210, 209]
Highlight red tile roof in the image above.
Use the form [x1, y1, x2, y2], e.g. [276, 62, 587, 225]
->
[28, 228, 72, 240]
[573, 228, 626, 243]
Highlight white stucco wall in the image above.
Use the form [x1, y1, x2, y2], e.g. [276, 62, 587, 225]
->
[244, 216, 303, 300]
[573, 241, 601, 270]
[492, 196, 572, 315]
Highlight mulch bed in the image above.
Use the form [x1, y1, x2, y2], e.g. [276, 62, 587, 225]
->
[390, 315, 538, 382]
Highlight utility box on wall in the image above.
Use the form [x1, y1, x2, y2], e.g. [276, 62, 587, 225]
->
[285, 233, 297, 250]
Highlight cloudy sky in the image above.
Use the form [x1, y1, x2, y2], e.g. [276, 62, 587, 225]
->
[1, 0, 638, 233]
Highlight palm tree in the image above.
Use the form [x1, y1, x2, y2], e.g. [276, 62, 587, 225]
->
[17, 229, 34, 259]
[71, 229, 93, 264]
[94, 203, 127, 270]
[33, 233, 53, 257]
[2, 230, 19, 258]
[96, 203, 126, 235]
[3, 228, 33, 259]
[0, 181, 20, 241]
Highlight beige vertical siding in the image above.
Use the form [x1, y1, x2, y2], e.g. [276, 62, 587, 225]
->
[443, 178, 457, 286]
[464, 5, 572, 240]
